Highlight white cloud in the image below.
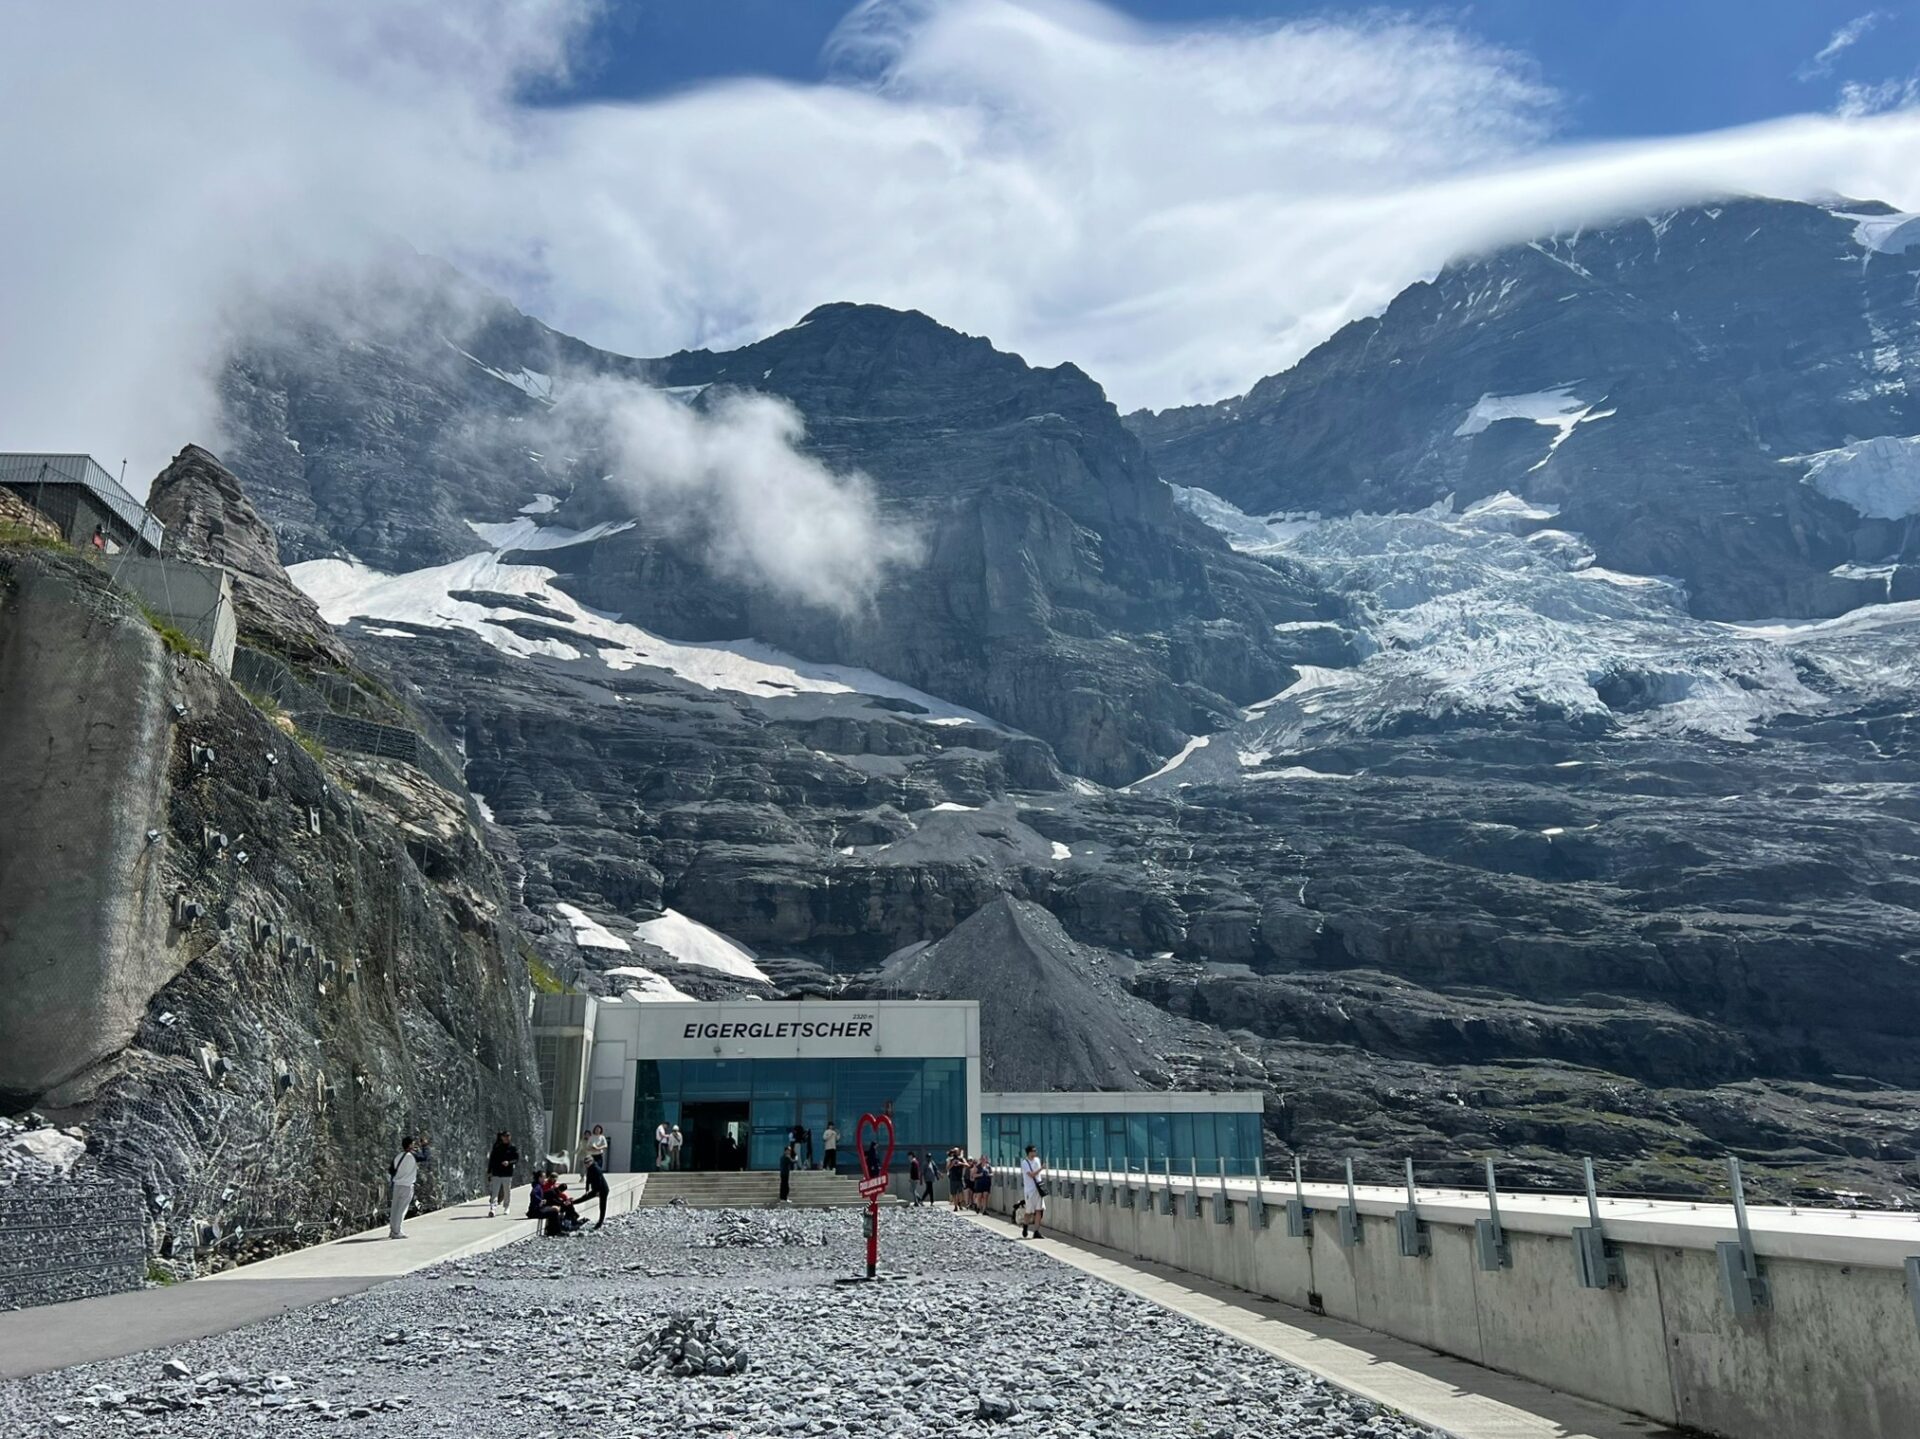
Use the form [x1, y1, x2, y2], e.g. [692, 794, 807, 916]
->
[4, 0, 1920, 513]
[1800, 11, 1884, 79]
[1838, 73, 1920, 118]
[523, 377, 924, 614]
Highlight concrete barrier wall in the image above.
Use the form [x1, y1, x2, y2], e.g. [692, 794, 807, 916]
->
[994, 1171, 1920, 1439]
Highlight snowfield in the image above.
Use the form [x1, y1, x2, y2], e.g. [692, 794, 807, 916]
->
[634, 908, 770, 984]
[288, 525, 1002, 726]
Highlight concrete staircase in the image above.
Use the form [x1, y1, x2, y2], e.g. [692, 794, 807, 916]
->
[636, 1170, 892, 1208]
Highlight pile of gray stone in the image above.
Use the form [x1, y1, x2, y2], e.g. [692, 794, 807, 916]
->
[630, 1313, 750, 1377]
[1, 1209, 1440, 1438]
[696, 1208, 829, 1249]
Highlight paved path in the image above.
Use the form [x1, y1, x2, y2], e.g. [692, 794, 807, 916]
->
[0, 1175, 644, 1380]
[967, 1215, 1685, 1439]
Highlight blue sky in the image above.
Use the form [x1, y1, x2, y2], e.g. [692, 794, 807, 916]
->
[559, 1, 1918, 138]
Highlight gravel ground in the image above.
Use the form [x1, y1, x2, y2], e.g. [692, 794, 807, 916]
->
[0, 1209, 1438, 1438]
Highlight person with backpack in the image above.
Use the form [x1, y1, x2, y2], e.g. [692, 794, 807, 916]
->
[388, 1137, 418, 1239]
[1019, 1144, 1048, 1239]
[486, 1130, 517, 1218]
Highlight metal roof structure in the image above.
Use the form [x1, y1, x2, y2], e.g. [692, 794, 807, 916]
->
[0, 453, 166, 551]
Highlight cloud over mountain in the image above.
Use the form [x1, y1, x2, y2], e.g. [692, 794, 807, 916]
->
[4, 0, 1920, 490]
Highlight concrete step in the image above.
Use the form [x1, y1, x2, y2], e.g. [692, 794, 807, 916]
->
[636, 1171, 894, 1209]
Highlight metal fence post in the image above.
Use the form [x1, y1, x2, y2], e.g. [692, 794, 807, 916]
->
[1396, 1157, 1430, 1257]
[1475, 1158, 1512, 1270]
[1716, 1156, 1770, 1314]
[1573, 1158, 1625, 1289]
[1338, 1156, 1364, 1248]
[1286, 1154, 1309, 1239]
[1213, 1156, 1233, 1225]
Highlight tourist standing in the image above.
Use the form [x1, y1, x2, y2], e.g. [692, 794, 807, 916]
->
[583, 1152, 612, 1229]
[972, 1155, 993, 1214]
[586, 1124, 610, 1171]
[669, 1124, 684, 1170]
[822, 1121, 840, 1173]
[388, 1136, 418, 1239]
[1019, 1144, 1047, 1239]
[947, 1149, 966, 1211]
[486, 1130, 517, 1218]
[908, 1151, 923, 1204]
[655, 1120, 671, 1168]
[778, 1143, 794, 1204]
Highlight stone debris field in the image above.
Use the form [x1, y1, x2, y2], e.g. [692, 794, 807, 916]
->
[0, 1210, 1438, 1438]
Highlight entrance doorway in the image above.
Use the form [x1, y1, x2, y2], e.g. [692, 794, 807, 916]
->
[681, 1101, 751, 1171]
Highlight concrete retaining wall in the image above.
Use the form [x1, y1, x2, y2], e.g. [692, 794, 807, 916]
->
[996, 1170, 1920, 1439]
[0, 1175, 146, 1310]
[114, 556, 238, 675]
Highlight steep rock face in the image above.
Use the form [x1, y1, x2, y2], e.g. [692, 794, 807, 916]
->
[221, 278, 1351, 782]
[0, 539, 541, 1262]
[146, 444, 352, 669]
[1132, 198, 1920, 620]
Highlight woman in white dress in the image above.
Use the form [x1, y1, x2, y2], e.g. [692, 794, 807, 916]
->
[1019, 1144, 1046, 1240]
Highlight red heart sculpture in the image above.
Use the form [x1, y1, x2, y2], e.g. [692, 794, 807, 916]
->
[856, 1111, 897, 1182]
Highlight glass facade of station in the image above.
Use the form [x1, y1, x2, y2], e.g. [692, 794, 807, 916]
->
[982, 1106, 1265, 1176]
[633, 1057, 970, 1173]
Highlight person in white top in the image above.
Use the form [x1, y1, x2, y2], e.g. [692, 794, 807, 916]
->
[669, 1124, 684, 1170]
[388, 1137, 419, 1239]
[587, 1124, 610, 1171]
[655, 1121, 671, 1169]
[1019, 1144, 1046, 1240]
[822, 1123, 840, 1173]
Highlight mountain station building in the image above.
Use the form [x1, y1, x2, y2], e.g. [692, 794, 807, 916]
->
[531, 993, 1264, 1178]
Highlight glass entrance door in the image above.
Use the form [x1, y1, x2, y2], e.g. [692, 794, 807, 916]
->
[681, 1101, 750, 1171]
[799, 1098, 830, 1172]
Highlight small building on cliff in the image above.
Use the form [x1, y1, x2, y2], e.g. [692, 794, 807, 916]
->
[0, 453, 165, 555]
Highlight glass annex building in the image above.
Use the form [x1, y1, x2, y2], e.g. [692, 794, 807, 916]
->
[981, 1091, 1266, 1176]
[532, 995, 1264, 1179]
[634, 1057, 970, 1172]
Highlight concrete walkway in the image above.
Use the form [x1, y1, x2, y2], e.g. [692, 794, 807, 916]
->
[967, 1216, 1685, 1439]
[0, 1175, 644, 1380]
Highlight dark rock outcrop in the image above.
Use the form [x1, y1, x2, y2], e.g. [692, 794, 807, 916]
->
[145, 443, 352, 668]
[1131, 198, 1920, 621]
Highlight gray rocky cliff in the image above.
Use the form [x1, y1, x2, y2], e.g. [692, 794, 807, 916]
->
[0, 536, 541, 1267]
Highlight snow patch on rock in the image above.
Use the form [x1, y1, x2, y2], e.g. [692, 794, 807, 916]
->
[556, 902, 631, 952]
[634, 909, 769, 984]
[604, 966, 697, 1003]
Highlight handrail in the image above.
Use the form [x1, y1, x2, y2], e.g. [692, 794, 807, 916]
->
[1040, 1162, 1920, 1271]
